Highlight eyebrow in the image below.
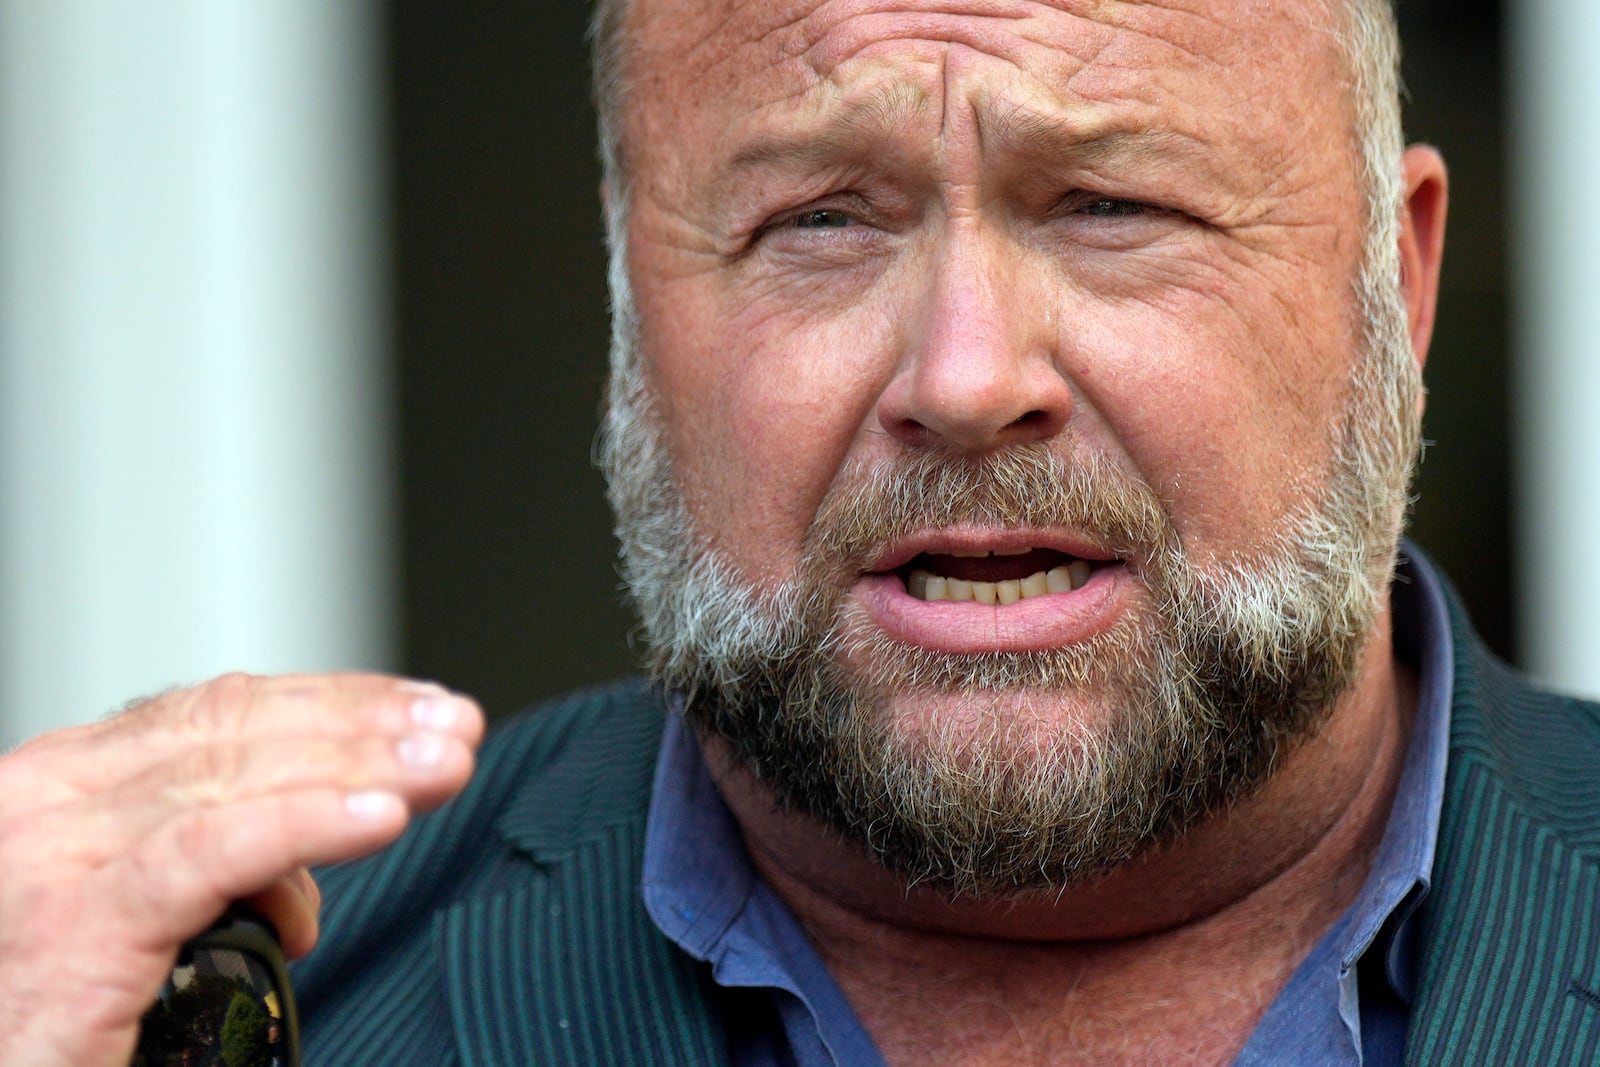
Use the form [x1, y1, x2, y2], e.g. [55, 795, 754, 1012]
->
[722, 86, 1193, 181]
[722, 81, 932, 175]
[976, 101, 1195, 172]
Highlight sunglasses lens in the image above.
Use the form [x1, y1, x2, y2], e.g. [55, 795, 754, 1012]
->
[135, 926, 297, 1066]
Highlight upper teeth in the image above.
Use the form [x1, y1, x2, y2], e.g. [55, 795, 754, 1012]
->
[907, 560, 1094, 603]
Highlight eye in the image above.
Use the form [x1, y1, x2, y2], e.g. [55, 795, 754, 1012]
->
[1078, 198, 1147, 218]
[785, 208, 857, 229]
[745, 199, 884, 259]
[1043, 192, 1185, 249]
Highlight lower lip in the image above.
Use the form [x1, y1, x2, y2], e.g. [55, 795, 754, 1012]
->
[852, 566, 1131, 654]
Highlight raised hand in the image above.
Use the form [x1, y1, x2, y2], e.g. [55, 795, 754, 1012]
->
[0, 672, 483, 1067]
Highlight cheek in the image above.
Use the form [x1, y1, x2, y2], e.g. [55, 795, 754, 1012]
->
[1064, 268, 1357, 555]
[636, 264, 897, 580]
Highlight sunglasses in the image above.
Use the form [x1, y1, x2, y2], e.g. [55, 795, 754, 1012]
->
[133, 906, 300, 1067]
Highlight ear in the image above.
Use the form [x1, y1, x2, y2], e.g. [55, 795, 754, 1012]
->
[1397, 145, 1449, 375]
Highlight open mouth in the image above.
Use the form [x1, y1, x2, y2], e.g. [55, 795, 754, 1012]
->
[896, 547, 1115, 604]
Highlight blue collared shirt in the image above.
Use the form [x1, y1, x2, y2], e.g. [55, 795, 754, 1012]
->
[642, 547, 1453, 1065]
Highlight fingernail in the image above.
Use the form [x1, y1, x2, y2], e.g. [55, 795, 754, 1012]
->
[345, 791, 402, 821]
[410, 696, 460, 731]
[398, 733, 449, 768]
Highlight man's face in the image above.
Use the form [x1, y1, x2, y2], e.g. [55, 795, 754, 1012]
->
[605, 0, 1419, 893]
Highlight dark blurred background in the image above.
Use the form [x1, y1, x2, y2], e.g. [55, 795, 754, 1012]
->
[384, 0, 1510, 719]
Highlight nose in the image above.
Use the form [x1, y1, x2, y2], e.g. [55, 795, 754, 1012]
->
[876, 228, 1073, 452]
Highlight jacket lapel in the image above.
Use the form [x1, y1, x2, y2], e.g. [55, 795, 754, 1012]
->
[1407, 600, 1600, 1064]
[440, 684, 729, 1066]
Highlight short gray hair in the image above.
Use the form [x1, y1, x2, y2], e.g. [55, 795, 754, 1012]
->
[1339, 0, 1409, 299]
[589, 0, 632, 202]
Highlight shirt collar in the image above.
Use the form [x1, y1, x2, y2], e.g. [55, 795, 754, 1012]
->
[1233, 543, 1455, 1066]
[1341, 543, 1454, 1002]
[642, 695, 883, 1067]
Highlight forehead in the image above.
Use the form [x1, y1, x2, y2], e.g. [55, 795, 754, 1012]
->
[620, 0, 1350, 167]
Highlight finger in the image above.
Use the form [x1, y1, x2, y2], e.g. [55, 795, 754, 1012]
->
[244, 871, 320, 958]
[1, 719, 472, 887]
[110, 727, 477, 817]
[114, 786, 416, 949]
[4, 720, 474, 959]
[0, 803, 384, 1067]
[0, 675, 478, 1067]
[100, 716, 478, 946]
[297, 865, 324, 913]
[24, 674, 483, 792]
[142, 672, 484, 750]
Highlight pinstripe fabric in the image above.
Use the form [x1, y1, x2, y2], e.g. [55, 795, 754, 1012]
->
[296, 680, 727, 1066]
[1405, 597, 1600, 1065]
[297, 586, 1600, 1065]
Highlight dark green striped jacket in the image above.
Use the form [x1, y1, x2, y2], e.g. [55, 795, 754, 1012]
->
[297, 595, 1600, 1064]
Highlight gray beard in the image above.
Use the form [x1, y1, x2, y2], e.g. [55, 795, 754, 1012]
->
[599, 287, 1418, 898]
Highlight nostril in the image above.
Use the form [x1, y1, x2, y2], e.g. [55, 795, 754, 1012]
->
[885, 415, 936, 447]
[877, 356, 1073, 449]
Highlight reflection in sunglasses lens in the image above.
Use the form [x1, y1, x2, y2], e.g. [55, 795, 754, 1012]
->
[135, 941, 296, 1066]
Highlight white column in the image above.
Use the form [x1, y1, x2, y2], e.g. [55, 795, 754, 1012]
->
[0, 1, 395, 745]
[1510, 2, 1600, 699]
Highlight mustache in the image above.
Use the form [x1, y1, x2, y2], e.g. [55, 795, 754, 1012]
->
[799, 445, 1178, 573]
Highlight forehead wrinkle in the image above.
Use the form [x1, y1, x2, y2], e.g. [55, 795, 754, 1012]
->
[723, 78, 934, 175]
[795, 2, 1073, 84]
[781, 2, 1264, 152]
[973, 100, 1196, 168]
[787, 0, 1249, 78]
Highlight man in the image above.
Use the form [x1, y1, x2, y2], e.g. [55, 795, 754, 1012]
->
[1, 0, 1595, 1064]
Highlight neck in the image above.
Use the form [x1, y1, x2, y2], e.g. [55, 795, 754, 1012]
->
[700, 612, 1417, 1064]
